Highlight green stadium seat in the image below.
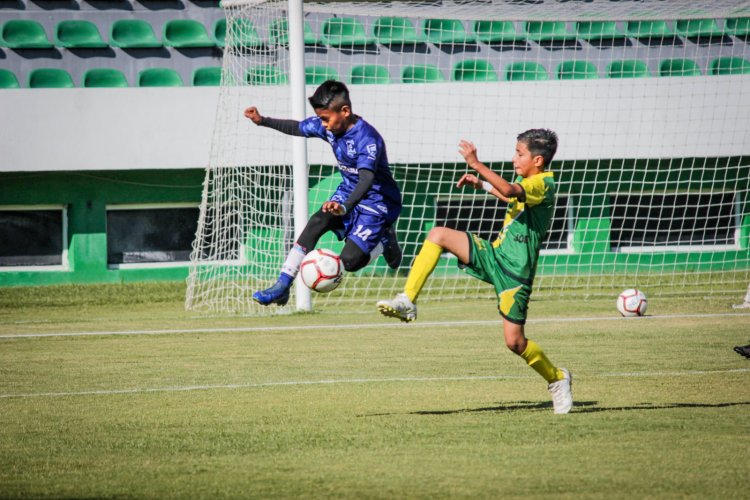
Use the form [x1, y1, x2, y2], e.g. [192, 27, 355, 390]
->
[524, 21, 577, 42]
[674, 19, 723, 38]
[2, 19, 53, 49]
[305, 66, 339, 85]
[575, 21, 625, 41]
[268, 17, 318, 46]
[163, 20, 215, 48]
[607, 59, 650, 78]
[452, 59, 498, 82]
[0, 69, 20, 88]
[472, 20, 523, 43]
[709, 56, 750, 75]
[192, 67, 222, 86]
[83, 68, 128, 87]
[422, 18, 475, 44]
[724, 17, 750, 36]
[28, 68, 74, 88]
[625, 20, 673, 41]
[214, 18, 263, 49]
[55, 20, 107, 48]
[372, 17, 424, 44]
[659, 58, 701, 77]
[556, 60, 598, 80]
[349, 64, 390, 84]
[321, 17, 373, 48]
[505, 61, 548, 81]
[137, 68, 183, 87]
[247, 65, 287, 85]
[109, 19, 161, 48]
[401, 64, 444, 83]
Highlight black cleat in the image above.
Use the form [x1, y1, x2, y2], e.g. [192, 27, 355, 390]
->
[382, 225, 402, 269]
[733, 344, 750, 359]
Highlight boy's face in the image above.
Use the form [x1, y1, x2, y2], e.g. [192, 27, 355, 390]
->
[315, 105, 353, 136]
[512, 141, 544, 177]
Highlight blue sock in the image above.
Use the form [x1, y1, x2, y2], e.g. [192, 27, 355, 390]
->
[278, 272, 294, 288]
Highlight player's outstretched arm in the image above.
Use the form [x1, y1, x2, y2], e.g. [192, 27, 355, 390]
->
[244, 106, 263, 125]
[244, 106, 304, 137]
[458, 139, 520, 199]
[456, 173, 510, 202]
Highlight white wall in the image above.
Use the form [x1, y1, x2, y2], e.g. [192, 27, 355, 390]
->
[1, 76, 748, 173]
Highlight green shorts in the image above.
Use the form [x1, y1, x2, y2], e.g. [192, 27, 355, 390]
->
[462, 232, 532, 325]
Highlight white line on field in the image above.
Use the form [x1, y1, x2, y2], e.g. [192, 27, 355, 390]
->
[1, 312, 749, 339]
[0, 368, 748, 400]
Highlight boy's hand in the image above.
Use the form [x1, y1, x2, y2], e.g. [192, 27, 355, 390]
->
[458, 139, 479, 169]
[322, 201, 346, 216]
[456, 173, 482, 190]
[244, 106, 263, 125]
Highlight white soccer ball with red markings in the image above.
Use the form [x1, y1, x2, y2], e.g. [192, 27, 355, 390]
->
[617, 288, 648, 317]
[299, 249, 343, 293]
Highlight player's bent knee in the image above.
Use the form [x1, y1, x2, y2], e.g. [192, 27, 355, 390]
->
[340, 247, 369, 272]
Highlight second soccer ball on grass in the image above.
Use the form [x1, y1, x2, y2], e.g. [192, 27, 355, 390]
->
[299, 249, 343, 293]
[617, 288, 648, 317]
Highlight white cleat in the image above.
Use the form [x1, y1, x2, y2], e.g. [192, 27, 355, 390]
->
[377, 293, 417, 323]
[548, 368, 573, 414]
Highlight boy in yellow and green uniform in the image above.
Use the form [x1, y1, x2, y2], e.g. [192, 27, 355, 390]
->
[377, 129, 572, 414]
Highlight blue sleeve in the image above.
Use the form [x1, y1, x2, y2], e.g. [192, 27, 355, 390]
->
[299, 116, 326, 139]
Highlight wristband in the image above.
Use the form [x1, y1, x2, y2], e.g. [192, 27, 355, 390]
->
[340, 204, 348, 215]
[481, 181, 493, 193]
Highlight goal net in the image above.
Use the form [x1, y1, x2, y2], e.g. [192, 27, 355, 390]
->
[186, 0, 750, 315]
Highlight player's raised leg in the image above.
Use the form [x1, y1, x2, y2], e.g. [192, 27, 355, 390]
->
[377, 227, 469, 322]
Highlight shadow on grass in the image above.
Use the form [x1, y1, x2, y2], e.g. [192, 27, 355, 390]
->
[362, 400, 750, 417]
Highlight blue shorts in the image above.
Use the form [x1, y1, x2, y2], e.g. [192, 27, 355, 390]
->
[329, 193, 401, 255]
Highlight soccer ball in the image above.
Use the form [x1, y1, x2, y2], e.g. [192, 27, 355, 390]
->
[299, 249, 343, 293]
[616, 288, 648, 317]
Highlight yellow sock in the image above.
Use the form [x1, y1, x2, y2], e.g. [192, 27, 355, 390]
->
[404, 240, 442, 302]
[520, 340, 564, 383]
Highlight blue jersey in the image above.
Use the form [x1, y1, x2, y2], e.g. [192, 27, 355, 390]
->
[299, 116, 402, 217]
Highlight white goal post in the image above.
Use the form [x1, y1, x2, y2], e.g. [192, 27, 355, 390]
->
[187, 0, 750, 315]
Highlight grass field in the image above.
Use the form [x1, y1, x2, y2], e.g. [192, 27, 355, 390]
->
[1, 283, 749, 499]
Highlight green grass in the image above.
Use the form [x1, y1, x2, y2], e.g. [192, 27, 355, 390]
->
[1, 283, 749, 499]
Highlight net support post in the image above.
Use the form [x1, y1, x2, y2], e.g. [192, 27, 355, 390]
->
[288, 0, 311, 311]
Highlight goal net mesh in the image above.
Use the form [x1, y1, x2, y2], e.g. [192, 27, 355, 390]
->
[186, 0, 750, 314]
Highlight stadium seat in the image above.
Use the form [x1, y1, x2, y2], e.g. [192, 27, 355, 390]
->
[452, 59, 498, 82]
[372, 17, 424, 44]
[28, 68, 74, 88]
[0, 69, 20, 88]
[321, 17, 373, 48]
[421, 18, 475, 44]
[137, 68, 183, 87]
[163, 20, 215, 48]
[247, 65, 287, 85]
[607, 59, 650, 78]
[214, 18, 263, 48]
[674, 18, 723, 38]
[305, 66, 339, 85]
[724, 17, 750, 36]
[625, 20, 674, 41]
[709, 56, 750, 75]
[192, 67, 222, 86]
[575, 21, 625, 41]
[268, 17, 318, 46]
[83, 68, 129, 87]
[2, 19, 53, 49]
[505, 61, 548, 81]
[401, 64, 444, 83]
[523, 21, 577, 42]
[659, 58, 701, 77]
[349, 64, 390, 84]
[556, 60, 598, 80]
[472, 20, 524, 43]
[109, 19, 161, 48]
[55, 20, 107, 48]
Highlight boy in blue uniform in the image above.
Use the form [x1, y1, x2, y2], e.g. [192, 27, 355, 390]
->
[245, 80, 402, 306]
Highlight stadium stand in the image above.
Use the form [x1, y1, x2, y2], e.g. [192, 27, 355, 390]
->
[372, 16, 424, 45]
[607, 59, 651, 78]
[349, 64, 390, 84]
[137, 67, 183, 87]
[305, 65, 339, 85]
[55, 20, 108, 49]
[505, 61, 548, 81]
[401, 64, 444, 83]
[247, 65, 287, 85]
[422, 18, 475, 45]
[28, 68, 74, 88]
[109, 19, 162, 48]
[163, 20, 215, 48]
[452, 59, 498, 82]
[0, 69, 20, 88]
[2, 19, 53, 49]
[556, 60, 598, 80]
[472, 20, 524, 44]
[83, 68, 129, 87]
[192, 66, 222, 86]
[321, 17, 373, 48]
[659, 58, 702, 77]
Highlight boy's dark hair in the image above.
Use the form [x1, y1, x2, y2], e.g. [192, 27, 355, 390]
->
[517, 129, 558, 167]
[308, 80, 351, 111]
